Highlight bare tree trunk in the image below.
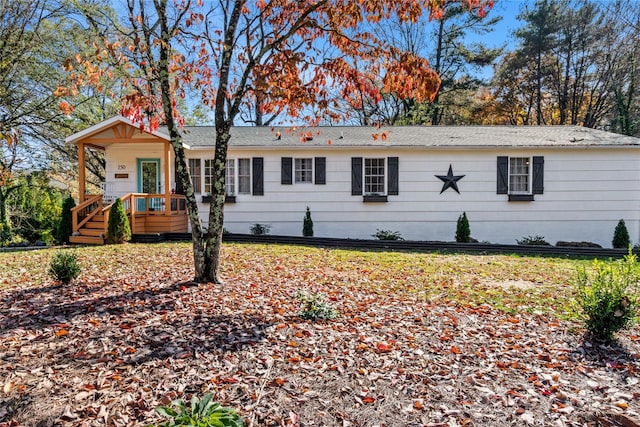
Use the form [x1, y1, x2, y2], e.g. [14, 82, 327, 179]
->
[430, 17, 445, 126]
[155, 1, 210, 283]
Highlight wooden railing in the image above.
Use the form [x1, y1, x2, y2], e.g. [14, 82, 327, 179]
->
[71, 193, 187, 237]
[101, 193, 187, 235]
[71, 195, 103, 234]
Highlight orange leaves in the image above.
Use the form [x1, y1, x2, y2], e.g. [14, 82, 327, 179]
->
[58, 101, 74, 116]
[375, 342, 393, 353]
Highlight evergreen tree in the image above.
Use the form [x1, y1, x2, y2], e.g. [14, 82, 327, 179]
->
[612, 219, 630, 249]
[455, 212, 471, 243]
[57, 195, 75, 244]
[106, 198, 131, 244]
[303, 206, 314, 237]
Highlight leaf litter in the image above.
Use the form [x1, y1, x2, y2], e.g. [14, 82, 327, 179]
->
[1, 243, 639, 426]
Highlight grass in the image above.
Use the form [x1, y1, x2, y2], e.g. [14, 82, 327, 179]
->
[0, 242, 600, 319]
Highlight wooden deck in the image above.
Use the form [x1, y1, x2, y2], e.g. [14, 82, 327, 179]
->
[70, 194, 188, 245]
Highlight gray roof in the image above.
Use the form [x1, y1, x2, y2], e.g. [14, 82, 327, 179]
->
[177, 125, 640, 149]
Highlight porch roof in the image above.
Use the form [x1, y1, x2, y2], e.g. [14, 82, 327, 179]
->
[65, 116, 170, 149]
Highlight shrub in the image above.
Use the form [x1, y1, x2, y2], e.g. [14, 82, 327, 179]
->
[106, 198, 131, 244]
[296, 291, 339, 321]
[249, 223, 270, 235]
[302, 206, 313, 237]
[372, 229, 404, 241]
[612, 219, 630, 249]
[455, 212, 471, 243]
[56, 195, 76, 244]
[574, 250, 639, 341]
[48, 251, 81, 285]
[516, 235, 550, 246]
[152, 393, 244, 427]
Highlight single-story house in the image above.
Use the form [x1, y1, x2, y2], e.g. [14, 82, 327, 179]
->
[66, 115, 640, 247]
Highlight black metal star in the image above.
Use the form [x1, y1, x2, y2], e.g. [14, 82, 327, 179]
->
[435, 164, 465, 194]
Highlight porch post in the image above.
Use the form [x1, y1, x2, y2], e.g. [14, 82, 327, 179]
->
[78, 141, 86, 203]
[164, 140, 170, 215]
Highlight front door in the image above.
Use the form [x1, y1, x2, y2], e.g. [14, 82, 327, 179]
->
[137, 159, 160, 211]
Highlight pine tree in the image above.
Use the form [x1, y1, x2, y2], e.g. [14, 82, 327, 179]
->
[106, 198, 131, 244]
[455, 212, 470, 243]
[303, 206, 314, 237]
[56, 195, 76, 244]
[612, 219, 630, 249]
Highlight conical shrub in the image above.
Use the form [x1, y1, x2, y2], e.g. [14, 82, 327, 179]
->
[106, 198, 131, 244]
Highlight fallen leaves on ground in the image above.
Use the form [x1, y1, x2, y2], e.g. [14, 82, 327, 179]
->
[0, 243, 639, 426]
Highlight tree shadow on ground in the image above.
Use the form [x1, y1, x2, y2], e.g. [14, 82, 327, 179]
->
[0, 280, 199, 335]
[0, 279, 276, 425]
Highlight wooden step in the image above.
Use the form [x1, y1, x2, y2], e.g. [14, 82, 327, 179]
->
[69, 235, 105, 245]
[85, 221, 104, 229]
[79, 228, 104, 237]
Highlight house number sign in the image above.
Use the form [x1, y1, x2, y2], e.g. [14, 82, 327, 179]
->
[118, 164, 127, 170]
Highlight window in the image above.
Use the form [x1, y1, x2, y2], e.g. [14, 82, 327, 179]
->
[295, 158, 313, 183]
[509, 157, 530, 194]
[282, 157, 326, 185]
[497, 156, 544, 201]
[224, 159, 235, 196]
[351, 157, 398, 200]
[364, 158, 385, 194]
[237, 158, 251, 194]
[188, 158, 202, 193]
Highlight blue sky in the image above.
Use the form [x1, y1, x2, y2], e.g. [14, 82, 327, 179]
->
[487, 0, 530, 49]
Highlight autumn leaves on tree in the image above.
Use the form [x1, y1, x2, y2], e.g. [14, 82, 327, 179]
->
[59, 0, 493, 283]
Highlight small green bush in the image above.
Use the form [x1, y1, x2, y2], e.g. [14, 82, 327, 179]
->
[574, 250, 639, 341]
[455, 212, 470, 243]
[56, 195, 76, 244]
[48, 251, 81, 285]
[152, 393, 244, 427]
[372, 229, 404, 241]
[296, 291, 339, 321]
[249, 223, 270, 235]
[302, 206, 313, 237]
[516, 235, 550, 246]
[106, 198, 131, 244]
[612, 219, 630, 249]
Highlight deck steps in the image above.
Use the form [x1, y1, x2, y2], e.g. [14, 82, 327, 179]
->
[69, 235, 105, 245]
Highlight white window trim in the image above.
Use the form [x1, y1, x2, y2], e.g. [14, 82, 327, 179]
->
[508, 156, 532, 195]
[364, 157, 386, 196]
[222, 158, 234, 196]
[294, 158, 314, 184]
[236, 158, 252, 195]
[188, 158, 203, 194]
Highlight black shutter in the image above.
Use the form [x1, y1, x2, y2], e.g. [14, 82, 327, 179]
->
[497, 156, 508, 194]
[351, 157, 363, 195]
[252, 157, 264, 196]
[315, 157, 326, 185]
[387, 156, 399, 195]
[532, 156, 544, 194]
[281, 157, 292, 185]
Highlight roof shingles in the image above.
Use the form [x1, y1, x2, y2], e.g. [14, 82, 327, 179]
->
[178, 125, 640, 149]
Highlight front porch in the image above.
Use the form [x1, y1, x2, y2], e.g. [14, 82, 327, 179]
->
[65, 116, 189, 245]
[70, 193, 188, 245]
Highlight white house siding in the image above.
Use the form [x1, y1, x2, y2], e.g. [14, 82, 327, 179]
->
[180, 146, 640, 248]
[105, 143, 174, 196]
[67, 118, 640, 248]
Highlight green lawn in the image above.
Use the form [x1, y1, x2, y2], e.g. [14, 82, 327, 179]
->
[0, 242, 595, 319]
